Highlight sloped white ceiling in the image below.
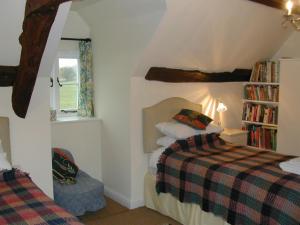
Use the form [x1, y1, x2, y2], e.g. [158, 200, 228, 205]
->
[0, 0, 25, 66]
[71, 0, 101, 11]
[74, 0, 293, 76]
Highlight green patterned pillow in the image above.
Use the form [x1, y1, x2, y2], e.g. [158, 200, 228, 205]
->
[173, 109, 213, 130]
[52, 150, 78, 185]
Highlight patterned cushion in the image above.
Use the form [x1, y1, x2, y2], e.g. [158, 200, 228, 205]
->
[173, 109, 213, 130]
[52, 149, 78, 185]
[53, 148, 74, 162]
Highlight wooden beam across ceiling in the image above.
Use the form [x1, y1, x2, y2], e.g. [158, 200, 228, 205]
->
[11, 0, 71, 118]
[0, 66, 18, 87]
[248, 0, 285, 10]
[145, 67, 252, 83]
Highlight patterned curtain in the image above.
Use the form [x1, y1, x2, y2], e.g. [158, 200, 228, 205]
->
[78, 41, 94, 117]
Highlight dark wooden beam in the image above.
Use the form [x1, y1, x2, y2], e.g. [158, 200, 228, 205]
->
[0, 66, 18, 87]
[12, 0, 71, 118]
[145, 67, 252, 83]
[61, 37, 92, 42]
[247, 0, 300, 14]
[247, 0, 284, 10]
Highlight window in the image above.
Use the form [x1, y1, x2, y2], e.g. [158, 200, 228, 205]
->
[51, 40, 94, 118]
[51, 53, 80, 117]
[58, 58, 80, 111]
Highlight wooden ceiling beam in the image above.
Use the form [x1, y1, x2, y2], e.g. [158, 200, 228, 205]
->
[247, 0, 300, 14]
[0, 66, 18, 87]
[12, 0, 71, 118]
[145, 67, 252, 83]
[247, 0, 285, 10]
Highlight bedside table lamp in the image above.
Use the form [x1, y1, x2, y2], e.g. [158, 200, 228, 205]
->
[216, 100, 227, 126]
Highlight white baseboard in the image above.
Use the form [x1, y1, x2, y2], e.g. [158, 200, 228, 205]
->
[104, 186, 131, 209]
[104, 186, 144, 209]
[130, 198, 144, 209]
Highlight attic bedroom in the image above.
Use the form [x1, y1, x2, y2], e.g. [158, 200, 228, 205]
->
[0, 0, 300, 224]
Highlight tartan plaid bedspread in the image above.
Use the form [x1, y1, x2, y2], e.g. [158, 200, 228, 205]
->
[0, 169, 83, 225]
[156, 133, 300, 225]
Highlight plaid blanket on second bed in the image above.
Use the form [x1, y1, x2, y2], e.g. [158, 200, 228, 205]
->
[0, 169, 83, 225]
[156, 133, 300, 225]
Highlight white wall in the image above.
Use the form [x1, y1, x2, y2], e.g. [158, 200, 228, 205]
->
[51, 119, 102, 181]
[50, 10, 102, 181]
[272, 34, 300, 156]
[274, 31, 300, 59]
[134, 0, 291, 77]
[0, 78, 53, 196]
[62, 11, 90, 39]
[0, 0, 24, 65]
[0, 1, 71, 197]
[75, 0, 294, 208]
[57, 10, 90, 61]
[277, 59, 300, 156]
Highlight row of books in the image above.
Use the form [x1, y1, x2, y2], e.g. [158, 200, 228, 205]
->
[250, 61, 280, 83]
[246, 125, 277, 151]
[244, 85, 279, 102]
[242, 103, 278, 125]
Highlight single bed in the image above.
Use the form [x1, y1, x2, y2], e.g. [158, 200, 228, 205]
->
[0, 117, 83, 225]
[143, 98, 300, 225]
[143, 98, 231, 225]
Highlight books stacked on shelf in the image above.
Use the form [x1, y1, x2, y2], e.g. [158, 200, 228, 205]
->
[246, 125, 277, 151]
[244, 85, 279, 102]
[242, 103, 278, 125]
[250, 60, 279, 83]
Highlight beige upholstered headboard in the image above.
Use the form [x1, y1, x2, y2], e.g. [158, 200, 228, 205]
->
[0, 117, 11, 163]
[143, 97, 202, 153]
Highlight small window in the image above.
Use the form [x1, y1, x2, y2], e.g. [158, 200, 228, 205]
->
[50, 55, 80, 117]
[58, 58, 80, 111]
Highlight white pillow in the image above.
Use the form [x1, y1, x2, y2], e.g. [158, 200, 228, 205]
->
[0, 152, 12, 171]
[156, 136, 176, 147]
[155, 122, 223, 139]
[149, 147, 165, 169]
[205, 123, 224, 134]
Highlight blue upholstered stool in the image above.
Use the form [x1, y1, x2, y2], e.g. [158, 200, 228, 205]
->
[52, 149, 106, 216]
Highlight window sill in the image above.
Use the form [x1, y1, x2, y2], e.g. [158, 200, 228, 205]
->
[51, 116, 101, 124]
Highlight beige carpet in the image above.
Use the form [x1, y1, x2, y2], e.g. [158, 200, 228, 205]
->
[79, 197, 182, 225]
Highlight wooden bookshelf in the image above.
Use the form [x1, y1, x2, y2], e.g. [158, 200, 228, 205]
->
[242, 120, 278, 128]
[246, 145, 276, 152]
[242, 99, 279, 105]
[242, 60, 280, 151]
[243, 82, 280, 86]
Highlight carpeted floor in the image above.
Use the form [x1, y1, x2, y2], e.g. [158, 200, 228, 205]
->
[79, 197, 182, 225]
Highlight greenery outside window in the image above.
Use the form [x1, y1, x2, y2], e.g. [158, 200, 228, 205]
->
[58, 58, 80, 112]
[51, 40, 94, 119]
[51, 53, 80, 117]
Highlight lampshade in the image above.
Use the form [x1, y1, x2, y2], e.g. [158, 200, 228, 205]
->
[217, 101, 228, 113]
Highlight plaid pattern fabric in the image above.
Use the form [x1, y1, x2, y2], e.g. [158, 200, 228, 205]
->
[0, 169, 83, 225]
[156, 134, 300, 225]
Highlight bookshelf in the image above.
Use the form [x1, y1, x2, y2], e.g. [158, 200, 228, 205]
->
[242, 60, 280, 151]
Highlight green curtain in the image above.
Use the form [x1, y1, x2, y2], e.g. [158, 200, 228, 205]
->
[78, 41, 94, 117]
